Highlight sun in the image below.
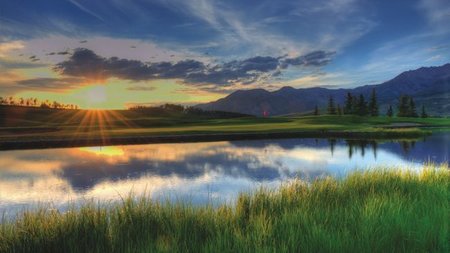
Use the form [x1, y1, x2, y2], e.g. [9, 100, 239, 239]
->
[86, 85, 107, 107]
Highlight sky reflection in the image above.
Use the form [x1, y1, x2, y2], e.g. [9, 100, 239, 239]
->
[0, 134, 448, 217]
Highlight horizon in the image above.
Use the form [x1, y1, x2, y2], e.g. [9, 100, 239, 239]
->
[1, 0, 449, 109]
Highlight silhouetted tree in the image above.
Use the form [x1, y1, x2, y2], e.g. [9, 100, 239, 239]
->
[327, 96, 336, 115]
[314, 105, 319, 116]
[387, 105, 393, 117]
[357, 94, 368, 116]
[409, 97, 418, 117]
[337, 104, 342, 116]
[397, 95, 410, 117]
[344, 92, 353, 114]
[421, 105, 428, 118]
[368, 89, 379, 116]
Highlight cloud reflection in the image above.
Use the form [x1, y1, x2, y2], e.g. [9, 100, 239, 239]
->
[0, 135, 448, 217]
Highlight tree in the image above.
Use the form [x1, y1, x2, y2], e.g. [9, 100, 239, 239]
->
[368, 89, 379, 116]
[387, 105, 393, 117]
[314, 105, 319, 116]
[357, 94, 368, 116]
[408, 97, 418, 117]
[337, 104, 342, 116]
[421, 105, 428, 118]
[397, 95, 410, 117]
[327, 95, 336, 115]
[344, 92, 353, 114]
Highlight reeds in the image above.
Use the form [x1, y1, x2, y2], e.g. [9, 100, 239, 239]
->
[1, 164, 448, 253]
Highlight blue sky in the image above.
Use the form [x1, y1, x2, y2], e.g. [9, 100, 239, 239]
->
[0, 0, 449, 107]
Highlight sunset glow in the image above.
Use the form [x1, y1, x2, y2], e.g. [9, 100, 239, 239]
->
[1, 1, 448, 109]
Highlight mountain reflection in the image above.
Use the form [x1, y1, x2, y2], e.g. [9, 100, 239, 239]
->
[0, 134, 448, 215]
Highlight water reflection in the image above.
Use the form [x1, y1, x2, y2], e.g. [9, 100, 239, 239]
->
[0, 133, 448, 217]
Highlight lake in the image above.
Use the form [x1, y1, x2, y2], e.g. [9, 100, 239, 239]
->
[0, 133, 448, 218]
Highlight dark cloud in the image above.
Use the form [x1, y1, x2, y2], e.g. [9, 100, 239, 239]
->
[46, 51, 71, 56]
[15, 77, 86, 91]
[282, 51, 335, 68]
[54, 48, 335, 86]
[27, 55, 40, 62]
[0, 59, 47, 69]
[127, 85, 156, 91]
[79, 40, 88, 43]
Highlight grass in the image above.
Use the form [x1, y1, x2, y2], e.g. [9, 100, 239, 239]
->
[1, 105, 448, 150]
[1, 165, 448, 253]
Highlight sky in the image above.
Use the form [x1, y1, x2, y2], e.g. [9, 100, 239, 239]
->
[0, 0, 449, 109]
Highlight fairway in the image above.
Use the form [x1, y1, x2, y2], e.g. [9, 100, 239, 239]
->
[0, 106, 448, 149]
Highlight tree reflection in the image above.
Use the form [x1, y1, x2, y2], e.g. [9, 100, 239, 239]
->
[345, 140, 378, 159]
[328, 139, 337, 156]
[400, 141, 416, 155]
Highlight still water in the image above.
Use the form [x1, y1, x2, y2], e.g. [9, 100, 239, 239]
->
[0, 133, 448, 217]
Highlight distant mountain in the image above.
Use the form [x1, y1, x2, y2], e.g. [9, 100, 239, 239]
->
[196, 63, 450, 116]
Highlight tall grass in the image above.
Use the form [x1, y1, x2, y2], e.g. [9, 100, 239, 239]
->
[1, 165, 448, 253]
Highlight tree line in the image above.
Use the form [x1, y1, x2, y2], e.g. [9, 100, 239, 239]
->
[129, 103, 250, 118]
[315, 89, 428, 118]
[0, 96, 79, 110]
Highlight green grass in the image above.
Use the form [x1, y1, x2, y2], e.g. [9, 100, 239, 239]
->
[1, 165, 448, 253]
[1, 109, 448, 144]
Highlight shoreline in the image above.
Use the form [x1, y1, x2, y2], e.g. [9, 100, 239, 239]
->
[1, 167, 448, 252]
[0, 129, 430, 151]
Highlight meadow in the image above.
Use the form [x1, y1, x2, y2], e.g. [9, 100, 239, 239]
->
[0, 105, 448, 149]
[0, 164, 448, 253]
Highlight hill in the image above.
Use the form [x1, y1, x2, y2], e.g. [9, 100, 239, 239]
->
[196, 63, 450, 116]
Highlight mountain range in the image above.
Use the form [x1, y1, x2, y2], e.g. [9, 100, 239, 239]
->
[196, 63, 450, 116]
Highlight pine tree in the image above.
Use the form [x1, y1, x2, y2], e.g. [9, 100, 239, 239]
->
[397, 95, 409, 117]
[314, 105, 319, 116]
[327, 96, 336, 115]
[337, 104, 342, 116]
[357, 94, 368, 116]
[387, 105, 393, 117]
[409, 97, 418, 117]
[368, 89, 379, 116]
[421, 105, 428, 118]
[344, 92, 353, 114]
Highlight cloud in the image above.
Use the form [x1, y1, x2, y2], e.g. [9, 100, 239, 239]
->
[0, 41, 24, 57]
[68, 0, 105, 22]
[15, 77, 86, 91]
[127, 85, 156, 91]
[419, 0, 450, 29]
[282, 51, 335, 67]
[0, 58, 47, 69]
[54, 48, 335, 87]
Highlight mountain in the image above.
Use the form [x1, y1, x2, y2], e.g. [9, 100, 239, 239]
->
[196, 63, 450, 116]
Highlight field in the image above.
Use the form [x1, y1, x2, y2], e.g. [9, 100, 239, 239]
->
[0, 106, 449, 149]
[0, 165, 448, 253]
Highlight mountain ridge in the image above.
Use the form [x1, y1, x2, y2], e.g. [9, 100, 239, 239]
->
[196, 63, 450, 116]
